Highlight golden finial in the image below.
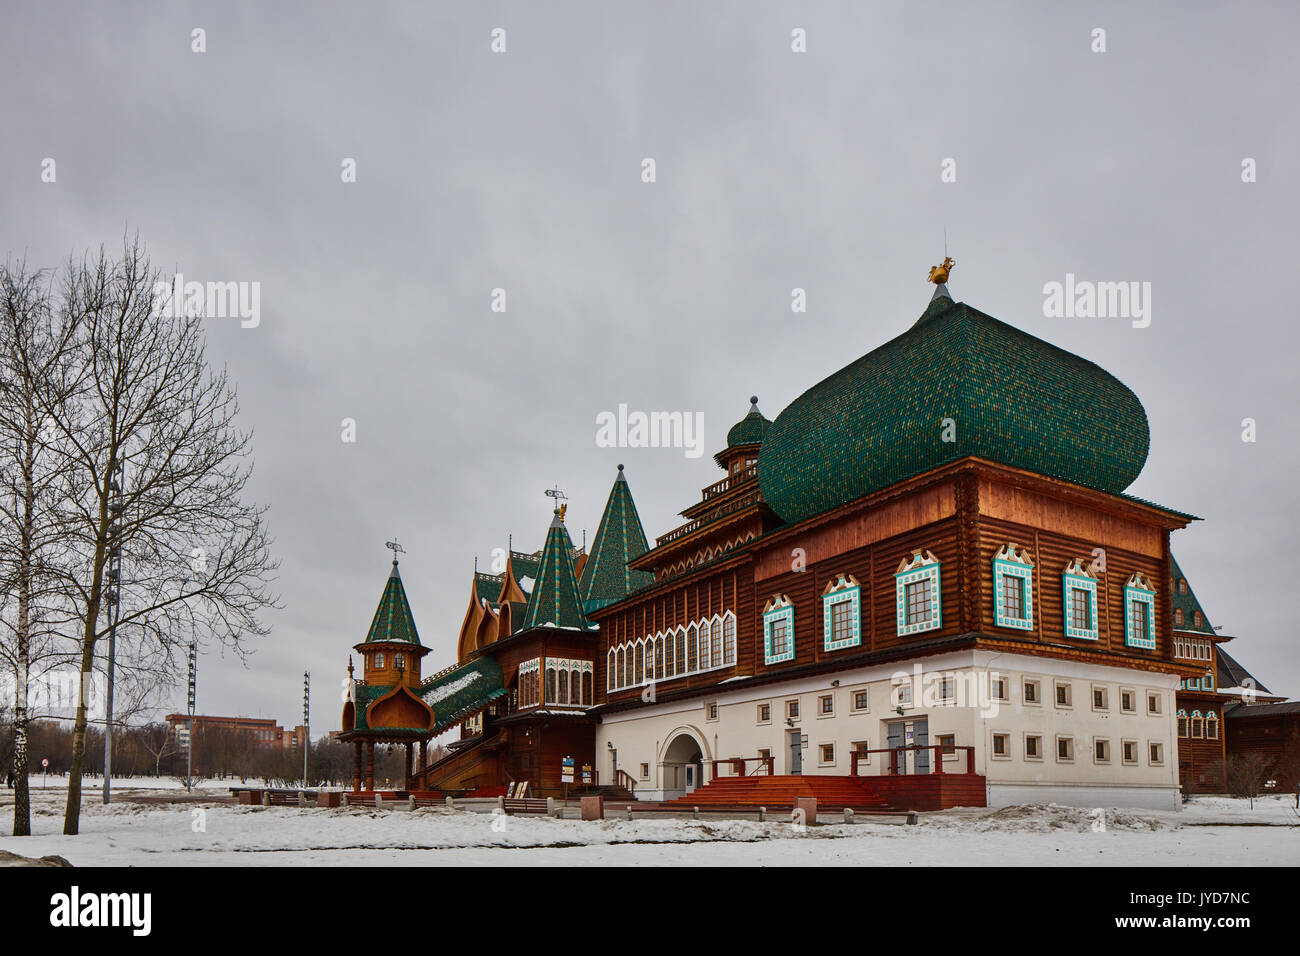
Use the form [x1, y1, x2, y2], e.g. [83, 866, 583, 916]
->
[928, 257, 955, 285]
[558, 502, 567, 522]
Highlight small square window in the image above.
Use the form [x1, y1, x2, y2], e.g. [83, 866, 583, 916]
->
[1094, 738, 1111, 764]
[820, 743, 835, 765]
[852, 740, 871, 763]
[1147, 693, 1161, 715]
[1092, 686, 1108, 711]
[639, 762, 649, 779]
[938, 734, 956, 755]
[1055, 682, 1072, 708]
[787, 700, 800, 719]
[707, 702, 719, 721]
[1120, 689, 1135, 714]
[1025, 734, 1042, 760]
[852, 689, 870, 711]
[820, 694, 834, 716]
[757, 703, 771, 724]
[991, 677, 1009, 702]
[1023, 679, 1040, 705]
[991, 732, 1010, 759]
[1122, 740, 1138, 765]
[894, 682, 913, 707]
[1148, 742, 1164, 766]
[940, 677, 955, 701]
[1056, 736, 1074, 762]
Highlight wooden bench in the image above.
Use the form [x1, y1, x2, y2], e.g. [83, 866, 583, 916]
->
[502, 798, 550, 815]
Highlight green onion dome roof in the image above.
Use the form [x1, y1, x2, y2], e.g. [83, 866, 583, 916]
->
[756, 291, 1150, 525]
[726, 396, 771, 447]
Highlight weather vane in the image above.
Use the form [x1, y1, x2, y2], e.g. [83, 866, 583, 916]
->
[385, 538, 406, 564]
[545, 485, 568, 521]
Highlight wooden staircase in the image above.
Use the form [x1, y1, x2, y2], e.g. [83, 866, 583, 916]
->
[668, 775, 891, 811]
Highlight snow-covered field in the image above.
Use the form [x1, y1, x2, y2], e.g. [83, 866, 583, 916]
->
[1, 785, 1296, 866]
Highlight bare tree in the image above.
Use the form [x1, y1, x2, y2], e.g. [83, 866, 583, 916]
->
[45, 237, 279, 835]
[1226, 752, 1274, 809]
[137, 721, 178, 777]
[0, 259, 80, 836]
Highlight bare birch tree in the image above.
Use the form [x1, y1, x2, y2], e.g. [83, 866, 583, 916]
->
[0, 259, 80, 836]
[46, 237, 278, 835]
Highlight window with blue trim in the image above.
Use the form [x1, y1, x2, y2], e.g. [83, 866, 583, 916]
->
[1124, 573, 1156, 649]
[822, 574, 862, 651]
[1062, 558, 1099, 641]
[763, 595, 795, 664]
[993, 544, 1034, 630]
[895, 550, 941, 636]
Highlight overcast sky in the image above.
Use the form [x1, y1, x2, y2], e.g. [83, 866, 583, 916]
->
[3, 1, 1298, 732]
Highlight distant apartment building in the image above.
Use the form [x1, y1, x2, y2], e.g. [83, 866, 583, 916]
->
[165, 713, 307, 752]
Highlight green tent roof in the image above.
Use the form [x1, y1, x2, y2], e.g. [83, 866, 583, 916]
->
[758, 292, 1151, 524]
[1170, 554, 1216, 635]
[362, 562, 423, 646]
[580, 465, 654, 614]
[522, 513, 591, 631]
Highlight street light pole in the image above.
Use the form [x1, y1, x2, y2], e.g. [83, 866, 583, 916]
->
[102, 464, 123, 805]
[303, 671, 310, 787]
[186, 643, 197, 792]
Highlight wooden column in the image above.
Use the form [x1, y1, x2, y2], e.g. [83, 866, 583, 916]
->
[365, 741, 375, 791]
[353, 741, 362, 792]
[419, 740, 428, 774]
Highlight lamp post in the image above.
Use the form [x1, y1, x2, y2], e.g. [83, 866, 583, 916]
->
[303, 671, 310, 787]
[102, 463, 124, 805]
[186, 643, 197, 792]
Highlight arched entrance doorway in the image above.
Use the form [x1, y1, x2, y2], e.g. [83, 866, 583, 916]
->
[661, 731, 705, 800]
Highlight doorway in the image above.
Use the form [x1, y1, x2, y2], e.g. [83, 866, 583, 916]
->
[886, 718, 929, 774]
[789, 729, 803, 774]
[662, 732, 705, 800]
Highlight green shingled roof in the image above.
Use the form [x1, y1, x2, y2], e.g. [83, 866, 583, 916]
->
[758, 292, 1151, 524]
[1170, 554, 1216, 635]
[726, 397, 771, 448]
[418, 656, 506, 732]
[474, 573, 502, 606]
[580, 466, 654, 614]
[522, 514, 591, 631]
[363, 563, 423, 645]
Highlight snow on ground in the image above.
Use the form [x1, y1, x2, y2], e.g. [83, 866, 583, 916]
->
[0, 786, 1296, 866]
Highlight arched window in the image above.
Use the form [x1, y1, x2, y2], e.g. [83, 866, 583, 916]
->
[724, 614, 736, 665]
[635, 643, 645, 684]
[699, 625, 710, 671]
[607, 649, 615, 691]
[571, 668, 581, 704]
[623, 646, 632, 687]
[1177, 710, 1188, 737]
[655, 637, 665, 678]
[616, 647, 625, 689]
[557, 668, 569, 704]
[711, 619, 722, 668]
[1206, 711, 1219, 739]
[1190, 711, 1203, 738]
[545, 667, 557, 704]
[582, 670, 593, 704]
[1194, 611, 1203, 627]
[687, 625, 699, 672]
[374, 652, 384, 669]
[1174, 609, 1183, 626]
[675, 629, 686, 676]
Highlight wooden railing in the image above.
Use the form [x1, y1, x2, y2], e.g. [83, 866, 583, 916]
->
[656, 489, 762, 547]
[850, 745, 976, 776]
[699, 463, 757, 502]
[710, 756, 775, 778]
[615, 769, 637, 793]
